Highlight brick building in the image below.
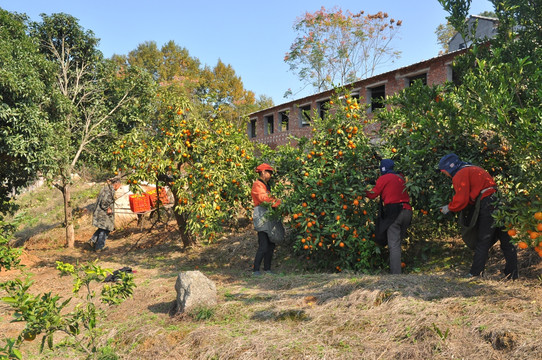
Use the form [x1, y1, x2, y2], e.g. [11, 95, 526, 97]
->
[246, 49, 467, 149]
[246, 15, 498, 149]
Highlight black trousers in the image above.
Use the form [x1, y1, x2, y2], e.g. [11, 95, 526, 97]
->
[470, 195, 518, 277]
[253, 231, 275, 271]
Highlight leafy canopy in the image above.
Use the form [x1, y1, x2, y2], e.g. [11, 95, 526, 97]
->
[284, 6, 402, 94]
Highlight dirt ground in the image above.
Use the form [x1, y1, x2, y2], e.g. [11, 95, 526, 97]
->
[1, 204, 542, 359]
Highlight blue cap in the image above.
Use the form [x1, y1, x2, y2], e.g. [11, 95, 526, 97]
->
[380, 159, 395, 175]
[439, 153, 463, 177]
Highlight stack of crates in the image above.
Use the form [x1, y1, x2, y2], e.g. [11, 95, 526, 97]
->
[146, 187, 169, 207]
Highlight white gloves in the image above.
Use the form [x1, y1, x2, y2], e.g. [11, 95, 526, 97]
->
[439, 205, 450, 214]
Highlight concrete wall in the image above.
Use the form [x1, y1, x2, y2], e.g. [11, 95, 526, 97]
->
[448, 16, 498, 52]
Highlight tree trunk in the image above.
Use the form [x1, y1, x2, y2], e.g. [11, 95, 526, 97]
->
[172, 191, 193, 248]
[62, 183, 75, 248]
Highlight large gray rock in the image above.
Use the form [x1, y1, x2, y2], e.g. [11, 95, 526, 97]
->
[175, 271, 217, 314]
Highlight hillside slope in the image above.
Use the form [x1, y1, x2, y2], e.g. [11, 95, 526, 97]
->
[1, 178, 541, 359]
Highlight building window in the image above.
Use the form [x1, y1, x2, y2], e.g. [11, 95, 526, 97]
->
[264, 114, 274, 135]
[408, 73, 427, 86]
[249, 119, 257, 138]
[279, 111, 289, 131]
[368, 85, 385, 113]
[299, 104, 311, 127]
[317, 99, 330, 119]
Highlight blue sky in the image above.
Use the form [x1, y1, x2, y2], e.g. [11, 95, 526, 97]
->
[2, 0, 494, 106]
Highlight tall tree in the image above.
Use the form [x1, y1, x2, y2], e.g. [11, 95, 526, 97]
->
[117, 40, 201, 83]
[0, 9, 56, 215]
[284, 6, 402, 94]
[30, 13, 156, 247]
[196, 59, 256, 127]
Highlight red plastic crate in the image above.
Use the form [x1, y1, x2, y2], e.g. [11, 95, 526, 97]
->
[146, 187, 169, 207]
[129, 193, 151, 213]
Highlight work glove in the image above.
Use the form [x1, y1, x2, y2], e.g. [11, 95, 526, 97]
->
[439, 205, 449, 215]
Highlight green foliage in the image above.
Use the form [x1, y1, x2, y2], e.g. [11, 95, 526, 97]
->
[190, 306, 215, 321]
[196, 59, 256, 128]
[432, 323, 450, 341]
[379, 0, 542, 249]
[272, 91, 386, 272]
[377, 81, 504, 224]
[437, 0, 473, 42]
[101, 271, 135, 305]
[113, 85, 258, 244]
[0, 338, 22, 360]
[0, 221, 21, 272]
[0, 261, 136, 357]
[0, 9, 56, 213]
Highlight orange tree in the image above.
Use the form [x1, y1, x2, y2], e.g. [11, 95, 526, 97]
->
[269, 91, 385, 272]
[378, 0, 542, 256]
[113, 84, 258, 247]
[377, 81, 512, 234]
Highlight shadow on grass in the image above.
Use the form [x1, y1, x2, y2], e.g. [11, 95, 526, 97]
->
[13, 222, 63, 247]
[148, 300, 177, 315]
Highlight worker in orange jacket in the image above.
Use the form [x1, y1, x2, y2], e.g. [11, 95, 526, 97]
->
[438, 153, 518, 279]
[251, 163, 281, 275]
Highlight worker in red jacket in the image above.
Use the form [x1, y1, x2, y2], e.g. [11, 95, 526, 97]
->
[438, 153, 518, 279]
[366, 159, 412, 274]
[251, 163, 281, 276]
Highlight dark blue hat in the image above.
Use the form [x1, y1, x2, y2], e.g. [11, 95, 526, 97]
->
[439, 153, 469, 177]
[380, 159, 395, 175]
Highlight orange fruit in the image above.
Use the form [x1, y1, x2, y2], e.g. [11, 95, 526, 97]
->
[518, 241, 528, 249]
[339, 242, 345, 248]
[311, 193, 316, 198]
[401, 262, 406, 268]
[530, 232, 539, 240]
[336, 215, 340, 221]
[303, 245, 309, 250]
[23, 332, 36, 341]
[535, 212, 542, 221]
[391, 148, 397, 153]
[537, 223, 542, 232]
[302, 202, 307, 207]
[507, 229, 517, 237]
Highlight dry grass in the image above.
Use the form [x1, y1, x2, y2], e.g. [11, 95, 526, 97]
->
[1, 179, 541, 359]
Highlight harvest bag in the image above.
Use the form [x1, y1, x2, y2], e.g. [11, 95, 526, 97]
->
[253, 205, 285, 244]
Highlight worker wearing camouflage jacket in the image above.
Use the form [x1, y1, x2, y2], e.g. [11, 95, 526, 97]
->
[90, 178, 121, 252]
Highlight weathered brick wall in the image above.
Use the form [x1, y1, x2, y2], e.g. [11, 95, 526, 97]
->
[248, 50, 465, 148]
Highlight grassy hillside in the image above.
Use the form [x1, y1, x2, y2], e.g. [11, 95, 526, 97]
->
[1, 177, 541, 359]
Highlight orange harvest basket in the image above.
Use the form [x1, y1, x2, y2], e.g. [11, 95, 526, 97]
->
[146, 187, 169, 207]
[129, 193, 151, 213]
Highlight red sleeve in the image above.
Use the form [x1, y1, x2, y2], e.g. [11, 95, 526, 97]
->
[365, 176, 385, 199]
[449, 169, 471, 212]
[251, 181, 280, 207]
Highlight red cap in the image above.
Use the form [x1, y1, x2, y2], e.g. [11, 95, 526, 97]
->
[255, 163, 274, 173]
